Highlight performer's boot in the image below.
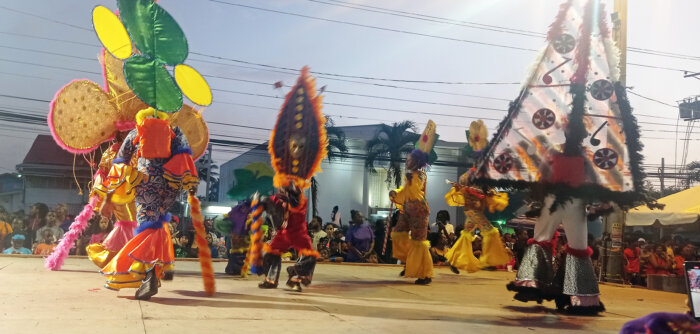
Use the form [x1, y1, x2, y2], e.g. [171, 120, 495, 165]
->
[507, 241, 555, 304]
[559, 245, 605, 315]
[225, 252, 245, 276]
[450, 265, 460, 275]
[399, 267, 406, 277]
[287, 255, 317, 291]
[135, 268, 159, 300]
[162, 271, 174, 281]
[259, 253, 281, 289]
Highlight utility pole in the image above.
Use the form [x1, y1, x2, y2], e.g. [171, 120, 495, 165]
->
[601, 0, 628, 284]
[659, 158, 665, 194]
[612, 0, 628, 85]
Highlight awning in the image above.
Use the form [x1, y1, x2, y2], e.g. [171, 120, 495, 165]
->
[627, 185, 700, 226]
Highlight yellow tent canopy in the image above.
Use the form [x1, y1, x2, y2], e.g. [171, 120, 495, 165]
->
[627, 185, 700, 226]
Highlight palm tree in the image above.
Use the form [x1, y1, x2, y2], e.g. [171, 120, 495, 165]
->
[683, 161, 700, 189]
[195, 155, 219, 201]
[365, 121, 420, 188]
[311, 117, 349, 216]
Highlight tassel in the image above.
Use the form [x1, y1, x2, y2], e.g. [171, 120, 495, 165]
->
[243, 193, 264, 276]
[45, 196, 98, 270]
[188, 194, 216, 296]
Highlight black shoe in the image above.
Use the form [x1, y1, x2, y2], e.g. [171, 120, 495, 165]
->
[258, 280, 278, 289]
[162, 271, 174, 281]
[563, 302, 605, 316]
[399, 267, 405, 277]
[135, 269, 159, 300]
[414, 277, 431, 285]
[450, 266, 460, 274]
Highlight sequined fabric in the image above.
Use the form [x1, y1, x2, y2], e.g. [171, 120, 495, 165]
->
[563, 253, 600, 296]
[515, 244, 553, 286]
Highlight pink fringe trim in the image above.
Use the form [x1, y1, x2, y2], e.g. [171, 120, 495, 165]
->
[44, 197, 98, 271]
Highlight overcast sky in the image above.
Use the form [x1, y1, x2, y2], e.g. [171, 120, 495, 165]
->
[0, 0, 698, 189]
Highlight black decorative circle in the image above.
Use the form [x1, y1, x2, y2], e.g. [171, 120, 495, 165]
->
[532, 108, 556, 130]
[552, 34, 576, 54]
[589, 79, 614, 101]
[593, 148, 618, 170]
[493, 153, 514, 174]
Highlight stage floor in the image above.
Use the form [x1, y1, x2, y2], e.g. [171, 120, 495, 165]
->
[0, 256, 686, 334]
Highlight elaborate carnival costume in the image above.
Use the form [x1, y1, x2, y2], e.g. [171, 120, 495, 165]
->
[46, 0, 215, 299]
[444, 166, 510, 274]
[474, 0, 652, 315]
[390, 121, 437, 285]
[86, 137, 138, 268]
[244, 67, 328, 292]
[215, 200, 253, 276]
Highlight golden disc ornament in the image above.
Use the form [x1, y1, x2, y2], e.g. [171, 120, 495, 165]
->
[171, 104, 209, 159]
[49, 80, 119, 153]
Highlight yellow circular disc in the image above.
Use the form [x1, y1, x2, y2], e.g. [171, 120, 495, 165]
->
[93, 6, 132, 59]
[174, 64, 213, 106]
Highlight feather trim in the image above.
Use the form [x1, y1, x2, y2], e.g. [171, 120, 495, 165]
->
[45, 197, 98, 270]
[268, 66, 328, 189]
[188, 194, 216, 296]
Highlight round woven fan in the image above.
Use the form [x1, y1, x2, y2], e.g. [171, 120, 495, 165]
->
[171, 104, 209, 159]
[49, 80, 119, 153]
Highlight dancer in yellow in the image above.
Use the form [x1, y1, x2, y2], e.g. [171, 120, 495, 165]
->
[444, 120, 510, 274]
[445, 168, 510, 274]
[389, 121, 437, 285]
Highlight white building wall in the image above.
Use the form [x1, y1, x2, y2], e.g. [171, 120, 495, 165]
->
[307, 158, 366, 224]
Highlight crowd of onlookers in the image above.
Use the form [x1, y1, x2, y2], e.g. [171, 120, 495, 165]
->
[623, 237, 698, 286]
[2, 203, 698, 289]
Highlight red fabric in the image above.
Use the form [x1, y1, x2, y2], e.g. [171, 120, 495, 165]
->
[551, 154, 585, 187]
[135, 119, 174, 159]
[528, 238, 556, 254]
[267, 195, 315, 254]
[646, 256, 671, 275]
[674, 256, 685, 276]
[624, 247, 640, 273]
[565, 244, 593, 258]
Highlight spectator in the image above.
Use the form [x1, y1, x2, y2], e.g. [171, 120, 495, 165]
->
[174, 233, 194, 258]
[681, 243, 697, 262]
[205, 233, 218, 258]
[89, 216, 113, 245]
[169, 216, 179, 237]
[624, 240, 641, 285]
[323, 223, 336, 238]
[503, 233, 514, 251]
[512, 228, 529, 269]
[345, 210, 374, 263]
[431, 210, 456, 246]
[428, 232, 449, 265]
[27, 203, 48, 239]
[3, 217, 30, 250]
[2, 234, 31, 254]
[36, 211, 64, 243]
[308, 216, 327, 251]
[55, 204, 72, 232]
[647, 244, 673, 275]
[673, 245, 685, 276]
[33, 229, 57, 255]
[331, 205, 342, 227]
[663, 238, 675, 259]
[0, 211, 13, 246]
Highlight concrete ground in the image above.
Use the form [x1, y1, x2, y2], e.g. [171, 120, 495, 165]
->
[0, 255, 687, 334]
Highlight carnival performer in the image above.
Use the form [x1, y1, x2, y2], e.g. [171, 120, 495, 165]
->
[444, 168, 510, 274]
[215, 200, 253, 276]
[99, 108, 198, 300]
[86, 131, 138, 268]
[471, 0, 655, 315]
[389, 121, 437, 285]
[248, 66, 328, 292]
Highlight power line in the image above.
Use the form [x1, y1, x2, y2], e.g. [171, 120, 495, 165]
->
[0, 58, 101, 75]
[0, 5, 93, 32]
[209, 0, 540, 52]
[627, 90, 677, 108]
[314, 0, 700, 63]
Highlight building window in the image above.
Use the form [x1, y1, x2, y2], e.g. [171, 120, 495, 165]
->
[368, 168, 393, 209]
